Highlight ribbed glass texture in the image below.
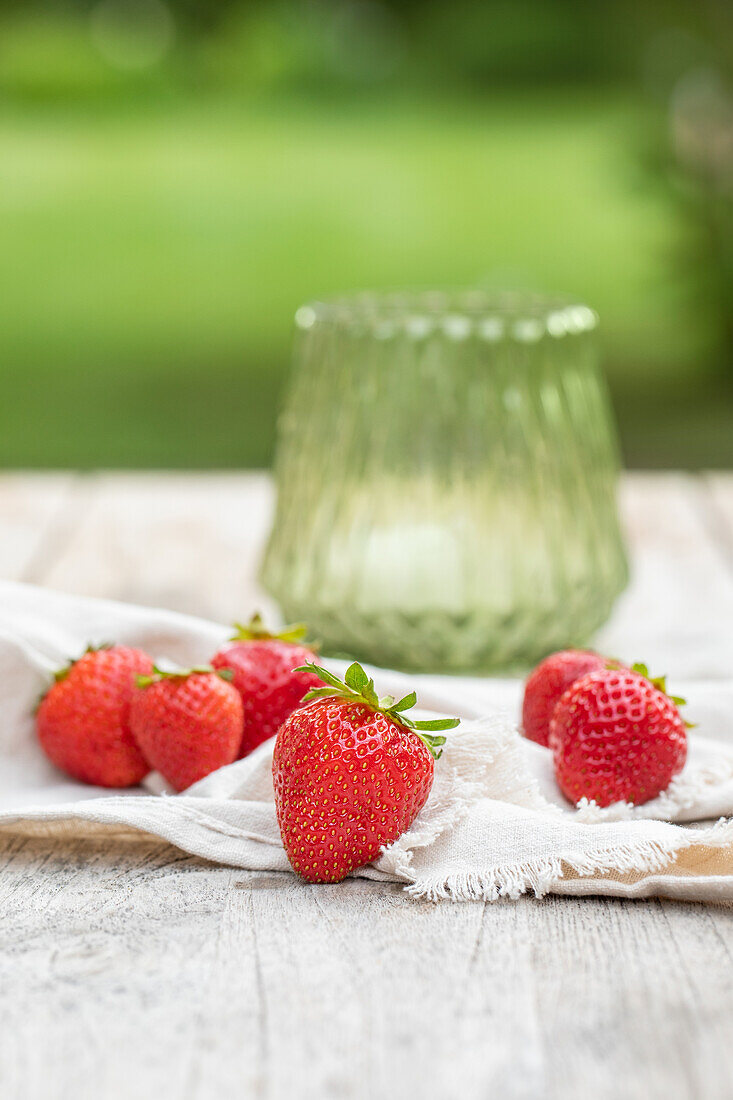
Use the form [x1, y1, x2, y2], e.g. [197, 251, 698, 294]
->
[262, 290, 629, 673]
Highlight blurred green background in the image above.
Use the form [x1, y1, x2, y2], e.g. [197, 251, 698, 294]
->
[0, 0, 731, 468]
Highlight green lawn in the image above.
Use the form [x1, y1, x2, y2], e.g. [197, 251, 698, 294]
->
[0, 92, 724, 467]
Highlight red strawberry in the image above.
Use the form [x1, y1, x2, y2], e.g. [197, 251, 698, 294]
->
[211, 614, 321, 757]
[36, 645, 153, 787]
[550, 663, 688, 807]
[272, 661, 459, 883]
[129, 667, 243, 792]
[522, 649, 606, 746]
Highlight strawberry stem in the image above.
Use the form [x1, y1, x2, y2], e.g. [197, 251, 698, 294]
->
[295, 660, 459, 759]
[135, 665, 234, 689]
[35, 643, 116, 712]
[630, 662, 695, 728]
[230, 612, 309, 646]
[51, 642, 114, 684]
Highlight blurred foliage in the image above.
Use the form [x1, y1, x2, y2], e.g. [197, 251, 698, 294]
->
[0, 0, 730, 98]
[0, 0, 731, 467]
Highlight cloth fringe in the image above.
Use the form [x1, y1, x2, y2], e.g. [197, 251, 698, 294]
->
[404, 817, 733, 902]
[574, 754, 733, 823]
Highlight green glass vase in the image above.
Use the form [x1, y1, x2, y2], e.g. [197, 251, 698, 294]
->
[262, 290, 628, 673]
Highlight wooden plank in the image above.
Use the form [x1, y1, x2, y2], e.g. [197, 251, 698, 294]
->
[0, 473, 80, 582]
[243, 875, 544, 1099]
[596, 473, 733, 678]
[526, 894, 733, 1100]
[704, 472, 733, 569]
[36, 472, 277, 625]
[245, 882, 733, 1100]
[0, 836, 732, 1100]
[0, 837, 262, 1100]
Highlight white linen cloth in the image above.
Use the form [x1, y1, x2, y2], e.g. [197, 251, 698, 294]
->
[3, 579, 733, 902]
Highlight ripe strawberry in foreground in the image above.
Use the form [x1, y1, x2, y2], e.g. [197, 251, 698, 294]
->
[211, 614, 321, 757]
[522, 649, 606, 747]
[273, 661, 459, 884]
[550, 664, 689, 807]
[36, 645, 153, 787]
[130, 667, 243, 792]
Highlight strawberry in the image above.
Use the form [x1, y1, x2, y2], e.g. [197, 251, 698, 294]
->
[272, 661, 459, 883]
[129, 667, 243, 792]
[522, 649, 606, 746]
[550, 663, 689, 807]
[211, 614, 321, 757]
[36, 645, 153, 787]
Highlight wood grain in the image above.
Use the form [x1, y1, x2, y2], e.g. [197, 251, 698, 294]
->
[36, 472, 278, 624]
[1, 472, 733, 1100]
[597, 473, 733, 677]
[0, 838, 732, 1100]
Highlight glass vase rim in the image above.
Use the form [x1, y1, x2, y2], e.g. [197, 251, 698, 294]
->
[294, 288, 598, 342]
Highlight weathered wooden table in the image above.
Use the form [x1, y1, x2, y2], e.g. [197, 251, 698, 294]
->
[2, 472, 733, 1100]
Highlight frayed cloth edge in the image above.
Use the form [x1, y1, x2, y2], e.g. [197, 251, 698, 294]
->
[402, 817, 733, 902]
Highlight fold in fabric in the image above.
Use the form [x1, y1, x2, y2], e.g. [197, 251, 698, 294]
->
[2, 580, 733, 902]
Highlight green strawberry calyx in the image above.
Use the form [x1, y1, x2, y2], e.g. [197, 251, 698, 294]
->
[35, 644, 119, 713]
[630, 662, 695, 729]
[294, 660, 460, 759]
[136, 665, 234, 689]
[51, 642, 114, 684]
[230, 612, 310, 646]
